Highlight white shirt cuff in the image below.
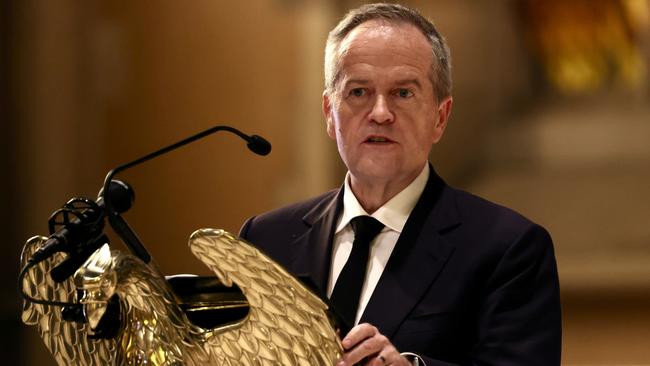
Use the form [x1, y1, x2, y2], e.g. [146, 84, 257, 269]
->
[401, 352, 426, 366]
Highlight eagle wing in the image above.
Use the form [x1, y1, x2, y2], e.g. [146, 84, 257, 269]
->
[189, 228, 343, 365]
[20, 236, 116, 365]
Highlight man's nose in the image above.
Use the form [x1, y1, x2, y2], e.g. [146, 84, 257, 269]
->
[368, 95, 394, 124]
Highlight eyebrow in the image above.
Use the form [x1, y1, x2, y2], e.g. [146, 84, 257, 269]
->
[342, 78, 423, 89]
[394, 79, 422, 89]
[343, 79, 370, 87]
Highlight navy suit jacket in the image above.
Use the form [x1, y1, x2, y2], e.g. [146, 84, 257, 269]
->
[240, 171, 561, 365]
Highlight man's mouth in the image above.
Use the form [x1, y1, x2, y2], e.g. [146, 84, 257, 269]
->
[365, 136, 393, 143]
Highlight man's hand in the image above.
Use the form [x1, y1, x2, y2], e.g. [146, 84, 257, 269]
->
[337, 323, 411, 366]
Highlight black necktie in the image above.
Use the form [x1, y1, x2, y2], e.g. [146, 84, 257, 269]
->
[330, 216, 384, 334]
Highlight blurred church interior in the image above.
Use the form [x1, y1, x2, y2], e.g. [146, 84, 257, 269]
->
[2, 0, 649, 364]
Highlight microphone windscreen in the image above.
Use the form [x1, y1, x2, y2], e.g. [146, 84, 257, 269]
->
[247, 135, 272, 156]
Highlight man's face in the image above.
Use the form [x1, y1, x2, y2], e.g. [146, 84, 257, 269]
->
[323, 20, 452, 187]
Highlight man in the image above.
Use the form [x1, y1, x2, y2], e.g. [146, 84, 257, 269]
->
[240, 3, 561, 366]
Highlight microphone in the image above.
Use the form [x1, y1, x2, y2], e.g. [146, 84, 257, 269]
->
[100, 125, 271, 262]
[28, 125, 269, 266]
[21, 125, 270, 304]
[247, 135, 272, 156]
[28, 202, 102, 265]
[27, 180, 134, 267]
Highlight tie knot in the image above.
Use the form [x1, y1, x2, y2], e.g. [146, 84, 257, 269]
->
[350, 216, 384, 243]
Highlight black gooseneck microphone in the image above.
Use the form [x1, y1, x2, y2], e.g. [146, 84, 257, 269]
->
[100, 125, 271, 264]
[21, 125, 271, 305]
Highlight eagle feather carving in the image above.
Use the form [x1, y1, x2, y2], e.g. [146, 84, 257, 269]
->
[20, 229, 342, 365]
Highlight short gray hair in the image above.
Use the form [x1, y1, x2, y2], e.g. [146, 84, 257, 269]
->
[324, 3, 452, 100]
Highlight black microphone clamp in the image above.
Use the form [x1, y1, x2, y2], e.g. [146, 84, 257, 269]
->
[28, 180, 134, 268]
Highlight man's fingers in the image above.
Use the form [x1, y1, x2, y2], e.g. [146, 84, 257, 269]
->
[342, 332, 385, 364]
[341, 323, 378, 350]
[369, 348, 411, 366]
[337, 323, 410, 366]
[367, 354, 389, 366]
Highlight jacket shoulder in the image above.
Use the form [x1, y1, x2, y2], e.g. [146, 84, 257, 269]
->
[239, 189, 338, 237]
[446, 186, 551, 246]
[253, 189, 338, 224]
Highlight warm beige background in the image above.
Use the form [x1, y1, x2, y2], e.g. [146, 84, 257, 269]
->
[3, 1, 649, 365]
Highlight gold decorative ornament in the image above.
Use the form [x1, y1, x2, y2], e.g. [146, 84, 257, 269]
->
[20, 229, 342, 365]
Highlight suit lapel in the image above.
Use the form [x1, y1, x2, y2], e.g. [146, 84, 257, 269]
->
[289, 188, 344, 294]
[359, 170, 460, 337]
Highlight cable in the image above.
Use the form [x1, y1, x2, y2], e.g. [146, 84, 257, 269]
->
[18, 258, 77, 307]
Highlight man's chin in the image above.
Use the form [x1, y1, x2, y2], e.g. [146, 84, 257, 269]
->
[348, 160, 424, 186]
[349, 165, 405, 184]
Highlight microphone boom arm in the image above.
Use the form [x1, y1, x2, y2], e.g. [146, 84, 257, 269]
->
[101, 125, 271, 263]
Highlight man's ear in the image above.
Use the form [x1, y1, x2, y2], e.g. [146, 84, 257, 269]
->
[432, 96, 453, 144]
[323, 91, 336, 140]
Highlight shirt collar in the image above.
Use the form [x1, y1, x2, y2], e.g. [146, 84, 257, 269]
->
[335, 164, 430, 234]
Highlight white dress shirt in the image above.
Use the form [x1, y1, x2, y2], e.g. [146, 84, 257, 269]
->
[327, 164, 430, 325]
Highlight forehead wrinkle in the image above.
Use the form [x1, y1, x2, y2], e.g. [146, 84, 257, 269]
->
[341, 63, 428, 86]
[341, 25, 431, 67]
[343, 41, 425, 65]
[343, 21, 430, 52]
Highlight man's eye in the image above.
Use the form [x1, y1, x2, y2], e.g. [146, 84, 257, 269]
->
[350, 88, 365, 97]
[397, 88, 413, 98]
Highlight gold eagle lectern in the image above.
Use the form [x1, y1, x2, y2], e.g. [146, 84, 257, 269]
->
[20, 228, 342, 365]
